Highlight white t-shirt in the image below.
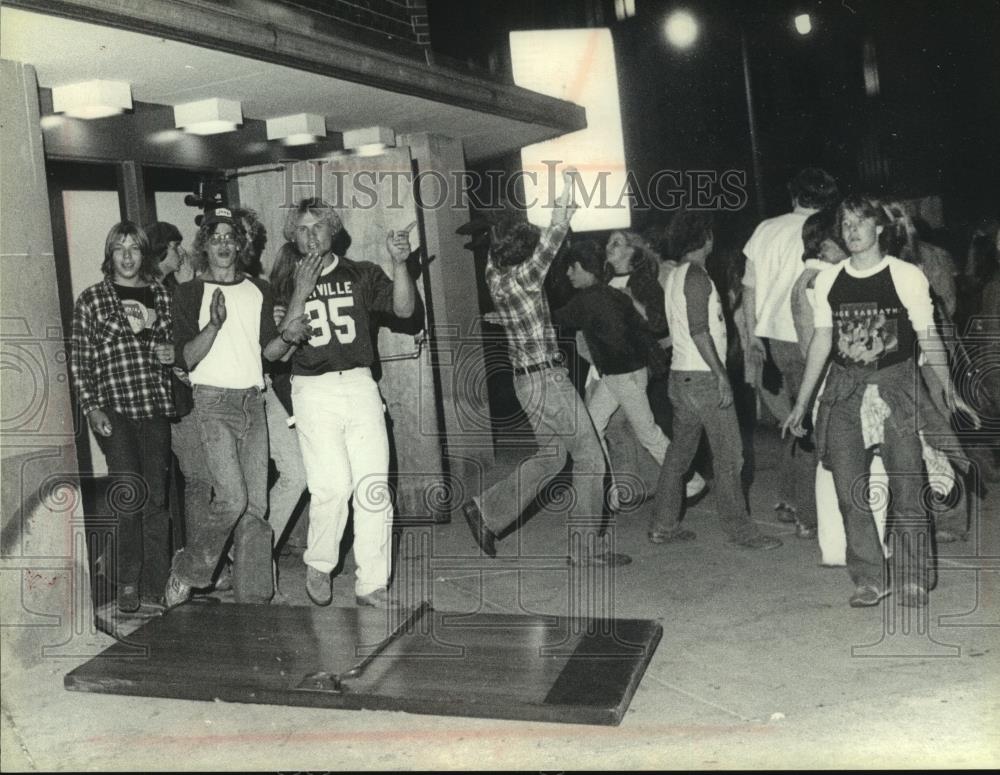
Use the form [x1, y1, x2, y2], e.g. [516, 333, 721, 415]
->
[742, 206, 816, 342]
[665, 262, 727, 372]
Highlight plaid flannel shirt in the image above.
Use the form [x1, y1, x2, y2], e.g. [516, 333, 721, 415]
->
[484, 222, 569, 370]
[70, 278, 175, 419]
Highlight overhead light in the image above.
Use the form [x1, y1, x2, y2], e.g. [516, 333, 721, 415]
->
[51, 79, 132, 119]
[342, 125, 396, 151]
[266, 113, 327, 146]
[794, 14, 813, 35]
[354, 143, 388, 157]
[174, 98, 242, 135]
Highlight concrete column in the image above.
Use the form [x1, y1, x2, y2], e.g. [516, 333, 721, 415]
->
[1, 60, 103, 669]
[398, 132, 495, 508]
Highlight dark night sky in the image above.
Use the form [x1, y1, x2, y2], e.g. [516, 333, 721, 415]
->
[428, 0, 1000, 239]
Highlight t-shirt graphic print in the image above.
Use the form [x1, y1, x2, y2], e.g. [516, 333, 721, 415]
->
[834, 301, 900, 366]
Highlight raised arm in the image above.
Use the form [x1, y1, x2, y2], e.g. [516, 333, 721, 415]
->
[386, 221, 418, 318]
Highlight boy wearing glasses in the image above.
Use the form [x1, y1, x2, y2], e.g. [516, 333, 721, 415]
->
[70, 222, 176, 613]
[164, 208, 313, 607]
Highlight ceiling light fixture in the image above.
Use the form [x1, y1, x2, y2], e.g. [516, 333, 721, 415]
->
[174, 98, 242, 135]
[266, 113, 327, 146]
[51, 79, 132, 119]
[342, 126, 396, 152]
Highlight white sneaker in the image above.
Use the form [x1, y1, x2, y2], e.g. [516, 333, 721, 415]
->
[685, 472, 707, 499]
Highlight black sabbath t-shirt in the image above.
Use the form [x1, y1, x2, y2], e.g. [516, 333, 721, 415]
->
[813, 257, 935, 370]
[114, 283, 156, 338]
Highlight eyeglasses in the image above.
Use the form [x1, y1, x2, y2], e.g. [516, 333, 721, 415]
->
[208, 233, 237, 245]
[112, 246, 140, 257]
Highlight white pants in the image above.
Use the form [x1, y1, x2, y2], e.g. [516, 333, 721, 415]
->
[587, 367, 669, 464]
[292, 369, 391, 595]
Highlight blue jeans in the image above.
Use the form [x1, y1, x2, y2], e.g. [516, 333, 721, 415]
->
[651, 372, 757, 539]
[480, 366, 606, 545]
[172, 386, 273, 603]
[825, 390, 930, 590]
[768, 338, 818, 527]
[170, 410, 211, 554]
[97, 411, 171, 596]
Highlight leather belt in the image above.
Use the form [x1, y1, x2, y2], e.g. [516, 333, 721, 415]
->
[513, 359, 560, 376]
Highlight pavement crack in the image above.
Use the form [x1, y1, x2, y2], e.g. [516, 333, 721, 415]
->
[1, 700, 37, 770]
[643, 673, 752, 722]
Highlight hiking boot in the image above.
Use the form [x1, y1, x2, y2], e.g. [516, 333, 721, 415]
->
[305, 566, 332, 606]
[773, 502, 797, 524]
[898, 582, 929, 608]
[569, 548, 633, 567]
[730, 532, 783, 550]
[849, 584, 887, 607]
[356, 587, 397, 609]
[164, 572, 191, 609]
[117, 584, 140, 614]
[795, 522, 817, 539]
[648, 527, 696, 544]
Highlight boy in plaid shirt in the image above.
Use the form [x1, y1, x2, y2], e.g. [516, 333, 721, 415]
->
[461, 170, 629, 567]
[70, 222, 176, 613]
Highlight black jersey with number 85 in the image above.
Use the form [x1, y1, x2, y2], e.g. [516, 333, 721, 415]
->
[291, 257, 395, 376]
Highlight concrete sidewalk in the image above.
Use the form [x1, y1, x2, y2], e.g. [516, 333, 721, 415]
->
[2, 427, 998, 770]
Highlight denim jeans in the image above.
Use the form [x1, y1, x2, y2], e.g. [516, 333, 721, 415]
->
[825, 390, 930, 590]
[97, 411, 171, 596]
[768, 338, 818, 527]
[263, 378, 308, 547]
[587, 367, 669, 465]
[651, 372, 756, 539]
[172, 385, 273, 603]
[170, 410, 210, 553]
[480, 366, 606, 545]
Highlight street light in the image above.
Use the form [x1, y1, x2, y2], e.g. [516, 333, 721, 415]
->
[663, 10, 699, 49]
[794, 14, 813, 35]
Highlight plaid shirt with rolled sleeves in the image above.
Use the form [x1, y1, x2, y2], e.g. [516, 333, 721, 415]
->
[484, 222, 569, 371]
[70, 278, 175, 420]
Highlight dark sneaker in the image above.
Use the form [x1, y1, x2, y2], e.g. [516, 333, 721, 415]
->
[569, 549, 633, 567]
[356, 587, 397, 609]
[305, 566, 332, 606]
[898, 582, 928, 608]
[730, 533, 783, 550]
[461, 499, 497, 558]
[773, 502, 797, 524]
[164, 572, 191, 609]
[648, 527, 696, 544]
[849, 584, 887, 607]
[795, 522, 818, 539]
[117, 584, 140, 614]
